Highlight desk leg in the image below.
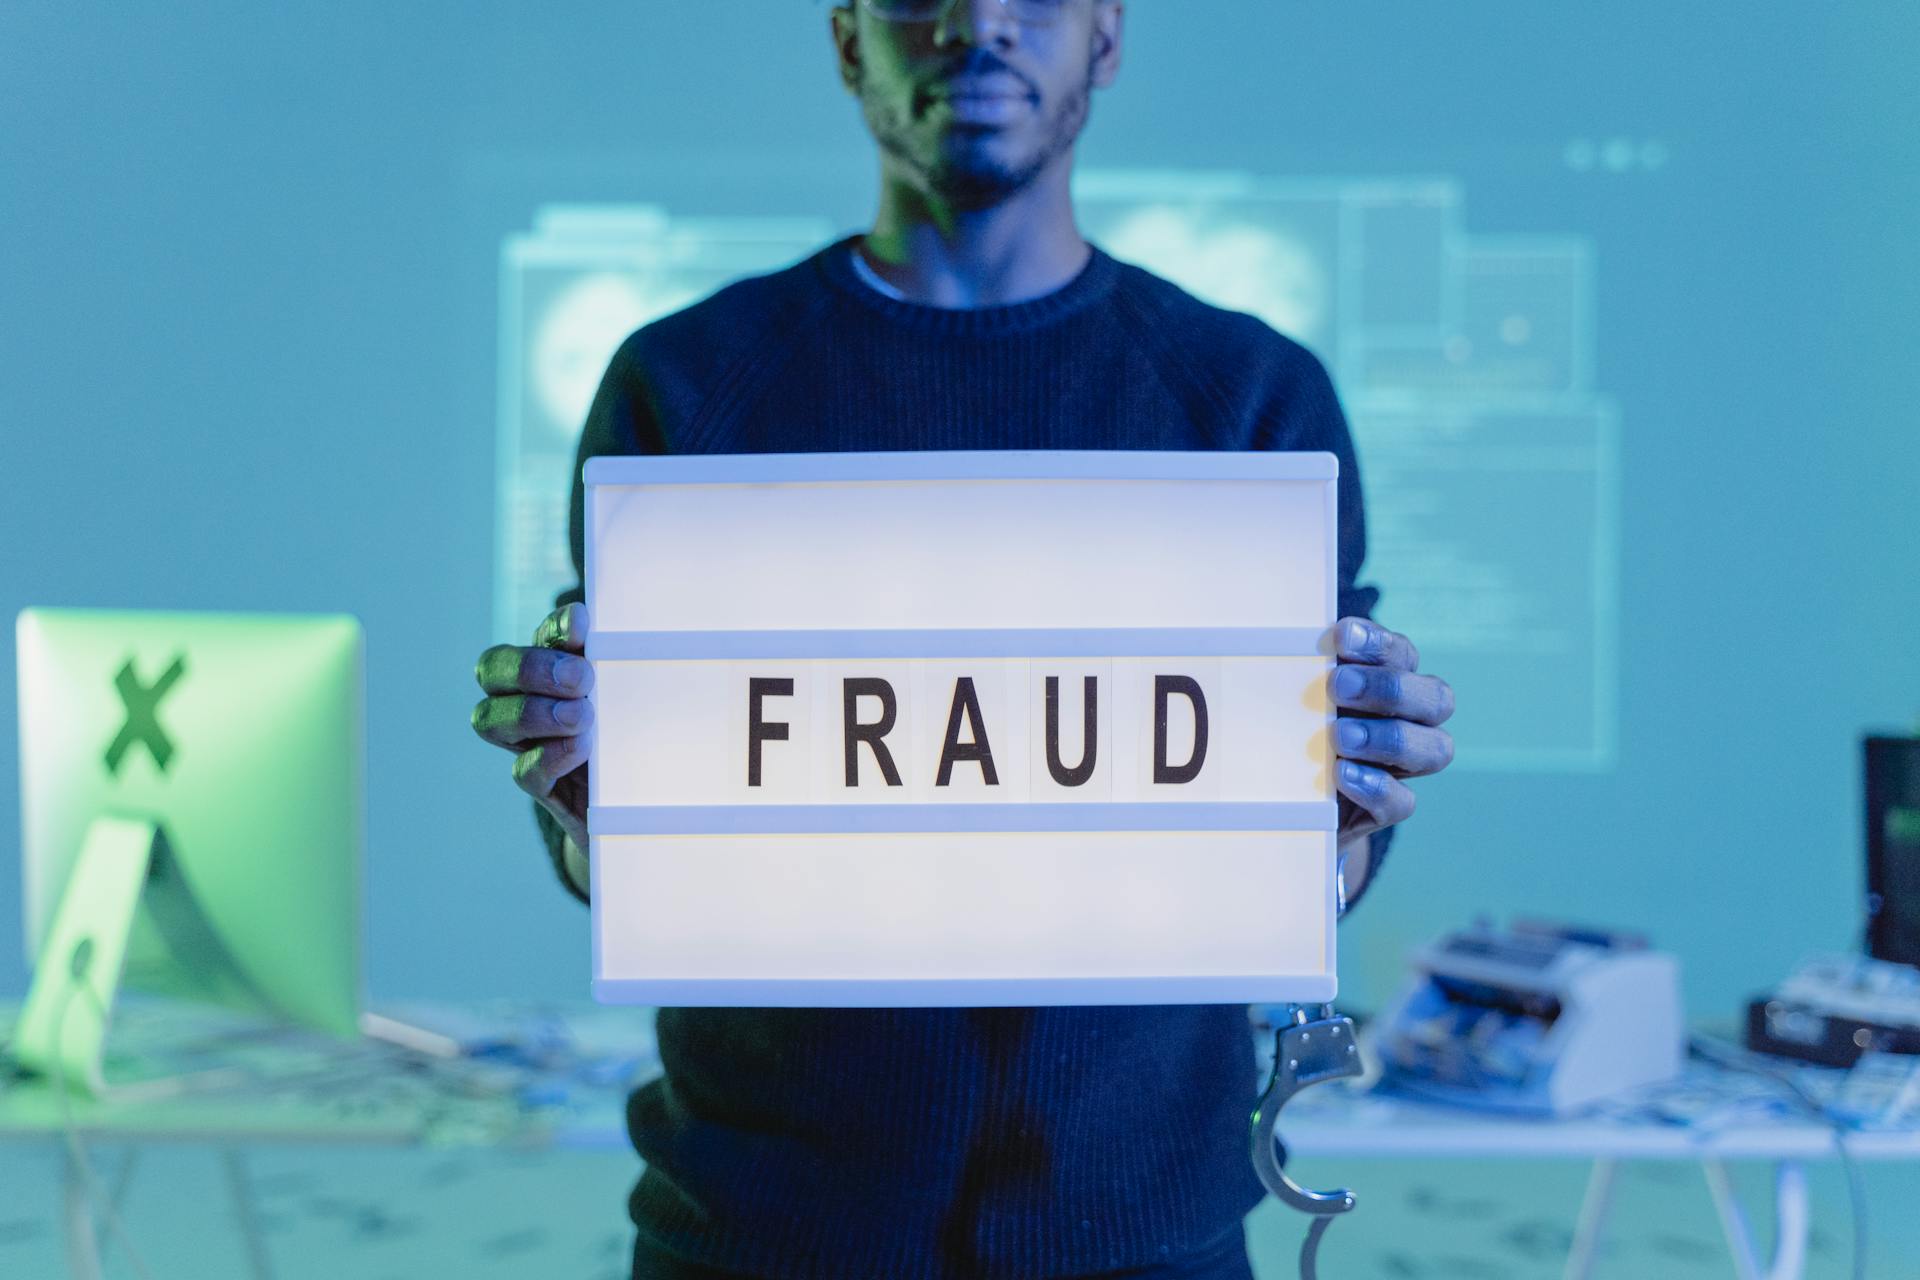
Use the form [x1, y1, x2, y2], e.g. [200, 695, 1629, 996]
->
[94, 1148, 141, 1260]
[1705, 1158, 1763, 1280]
[60, 1142, 105, 1280]
[221, 1147, 276, 1280]
[1562, 1157, 1619, 1280]
[1704, 1158, 1808, 1280]
[1769, 1162, 1809, 1280]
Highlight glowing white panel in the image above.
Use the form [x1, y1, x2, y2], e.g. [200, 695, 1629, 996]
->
[588, 472, 1330, 633]
[594, 831, 1332, 1005]
[585, 451, 1340, 1006]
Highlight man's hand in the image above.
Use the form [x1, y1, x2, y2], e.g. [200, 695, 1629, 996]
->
[472, 603, 594, 867]
[1330, 616, 1455, 842]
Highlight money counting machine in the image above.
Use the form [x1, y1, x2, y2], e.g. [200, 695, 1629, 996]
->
[1374, 919, 1684, 1116]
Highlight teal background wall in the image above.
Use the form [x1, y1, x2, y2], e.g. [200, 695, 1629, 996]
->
[2, 0, 1917, 1027]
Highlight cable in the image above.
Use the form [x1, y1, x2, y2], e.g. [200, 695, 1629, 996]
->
[54, 943, 158, 1280]
[1688, 1034, 1867, 1280]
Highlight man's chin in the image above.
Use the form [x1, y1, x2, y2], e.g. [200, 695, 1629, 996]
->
[927, 168, 1028, 212]
[874, 128, 1045, 210]
[926, 149, 1045, 210]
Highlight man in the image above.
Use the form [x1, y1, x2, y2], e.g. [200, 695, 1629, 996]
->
[471, 1, 1456, 1276]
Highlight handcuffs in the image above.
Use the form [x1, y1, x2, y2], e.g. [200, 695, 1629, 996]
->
[1249, 1004, 1364, 1280]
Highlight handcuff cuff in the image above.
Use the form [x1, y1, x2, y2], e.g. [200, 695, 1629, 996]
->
[1250, 1005, 1363, 1279]
[1247, 858, 1365, 1279]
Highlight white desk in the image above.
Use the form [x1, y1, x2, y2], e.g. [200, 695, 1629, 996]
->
[0, 999, 648, 1280]
[7, 1000, 1916, 1280]
[1274, 1072, 1920, 1280]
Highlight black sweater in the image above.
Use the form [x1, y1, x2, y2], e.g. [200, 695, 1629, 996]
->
[536, 234, 1390, 1279]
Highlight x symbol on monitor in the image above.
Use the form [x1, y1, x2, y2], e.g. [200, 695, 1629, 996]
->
[105, 654, 187, 776]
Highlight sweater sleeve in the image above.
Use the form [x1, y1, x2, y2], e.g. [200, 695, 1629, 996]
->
[534, 332, 669, 906]
[1254, 341, 1395, 918]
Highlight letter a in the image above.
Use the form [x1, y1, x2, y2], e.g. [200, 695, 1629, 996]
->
[936, 677, 999, 787]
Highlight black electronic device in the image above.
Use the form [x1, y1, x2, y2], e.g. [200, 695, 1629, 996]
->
[1740, 736, 1920, 1067]
[1866, 735, 1920, 967]
[1743, 952, 1920, 1067]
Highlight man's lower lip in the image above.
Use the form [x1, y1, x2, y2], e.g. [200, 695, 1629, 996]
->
[933, 94, 1031, 123]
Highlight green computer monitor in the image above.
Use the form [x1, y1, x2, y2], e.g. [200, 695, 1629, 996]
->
[13, 608, 364, 1091]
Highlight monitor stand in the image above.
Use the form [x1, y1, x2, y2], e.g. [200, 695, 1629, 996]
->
[11, 815, 462, 1100]
[10, 816, 205, 1099]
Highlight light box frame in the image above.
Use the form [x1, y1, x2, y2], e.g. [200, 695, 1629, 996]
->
[584, 450, 1340, 1007]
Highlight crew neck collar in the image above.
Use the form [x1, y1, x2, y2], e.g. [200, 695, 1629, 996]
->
[815, 233, 1118, 336]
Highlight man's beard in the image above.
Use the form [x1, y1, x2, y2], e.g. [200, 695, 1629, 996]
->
[861, 65, 1094, 212]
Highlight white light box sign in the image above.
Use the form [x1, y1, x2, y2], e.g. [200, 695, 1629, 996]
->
[585, 451, 1340, 1007]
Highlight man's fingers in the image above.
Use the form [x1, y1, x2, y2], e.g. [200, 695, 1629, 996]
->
[475, 644, 592, 698]
[471, 693, 593, 749]
[512, 735, 591, 802]
[533, 602, 589, 653]
[1336, 761, 1416, 828]
[1334, 617, 1420, 672]
[1330, 664, 1455, 726]
[1335, 717, 1454, 778]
